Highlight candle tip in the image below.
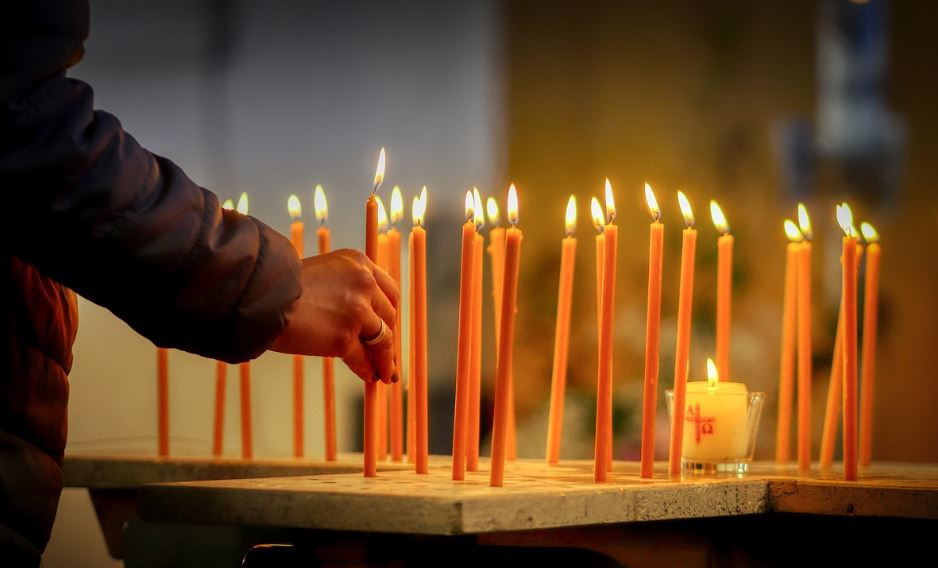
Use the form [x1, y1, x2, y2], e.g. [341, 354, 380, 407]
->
[486, 196, 500, 226]
[373, 147, 386, 193]
[644, 183, 660, 222]
[710, 200, 729, 235]
[287, 194, 302, 220]
[390, 185, 404, 225]
[222, 198, 234, 211]
[314, 184, 328, 225]
[860, 221, 879, 243]
[677, 191, 694, 228]
[783, 219, 803, 243]
[604, 178, 616, 223]
[835, 203, 856, 237]
[507, 183, 519, 225]
[464, 190, 475, 223]
[706, 358, 719, 386]
[236, 192, 249, 215]
[565, 195, 577, 236]
[412, 187, 427, 227]
[797, 203, 813, 241]
[590, 196, 605, 234]
[473, 187, 485, 230]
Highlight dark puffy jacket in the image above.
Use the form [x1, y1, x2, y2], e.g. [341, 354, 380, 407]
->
[1, 1, 302, 562]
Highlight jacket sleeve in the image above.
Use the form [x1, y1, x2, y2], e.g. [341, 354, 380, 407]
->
[0, 74, 302, 363]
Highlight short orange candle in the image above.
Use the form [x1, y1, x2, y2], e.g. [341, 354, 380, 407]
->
[236, 192, 252, 460]
[859, 222, 880, 467]
[775, 220, 802, 464]
[363, 148, 385, 478]
[213, 198, 236, 458]
[157, 347, 169, 457]
[546, 195, 578, 465]
[467, 188, 485, 471]
[594, 179, 618, 482]
[376, 196, 390, 461]
[388, 187, 405, 462]
[412, 187, 429, 474]
[288, 194, 305, 458]
[640, 184, 663, 479]
[796, 203, 813, 473]
[491, 184, 523, 487]
[710, 200, 733, 381]
[668, 191, 697, 478]
[837, 204, 859, 481]
[452, 189, 477, 481]
[314, 185, 337, 461]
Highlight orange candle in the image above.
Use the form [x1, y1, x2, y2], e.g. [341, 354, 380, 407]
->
[376, 197, 390, 461]
[776, 220, 802, 464]
[157, 347, 169, 457]
[711, 200, 733, 381]
[363, 148, 385, 477]
[314, 185, 337, 461]
[546, 196, 578, 465]
[837, 204, 859, 481]
[594, 180, 617, 482]
[212, 359, 226, 456]
[467, 188, 485, 471]
[640, 184, 663, 479]
[236, 192, 252, 460]
[388, 187, 405, 462]
[589, 197, 612, 470]
[452, 189, 477, 481]
[859, 223, 880, 467]
[668, 191, 697, 478]
[796, 203, 813, 473]
[412, 187, 429, 474]
[287, 195, 306, 458]
[491, 184, 522, 487]
[407, 227, 416, 465]
[486, 200, 517, 461]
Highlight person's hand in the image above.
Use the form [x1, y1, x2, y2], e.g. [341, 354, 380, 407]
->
[271, 249, 399, 384]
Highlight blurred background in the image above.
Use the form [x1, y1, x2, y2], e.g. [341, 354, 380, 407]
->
[46, 0, 938, 565]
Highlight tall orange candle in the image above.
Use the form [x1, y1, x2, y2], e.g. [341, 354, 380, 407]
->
[376, 197, 390, 461]
[859, 223, 880, 467]
[590, 196, 612, 470]
[287, 194, 305, 458]
[236, 192, 252, 459]
[157, 347, 169, 457]
[213, 198, 236, 458]
[776, 220, 802, 464]
[546, 196, 578, 465]
[412, 187, 429, 474]
[796, 203, 813, 473]
[314, 185, 337, 461]
[838, 204, 859, 481]
[452, 189, 477, 481]
[594, 180, 617, 482]
[640, 184, 663, 479]
[710, 200, 733, 381]
[407, 227, 416, 465]
[388, 187, 405, 462]
[467, 188, 485, 471]
[363, 148, 385, 477]
[491, 184, 522, 487]
[668, 191, 697, 478]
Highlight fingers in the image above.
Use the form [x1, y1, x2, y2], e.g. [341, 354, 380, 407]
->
[370, 264, 400, 309]
[371, 288, 396, 329]
[342, 340, 376, 383]
[359, 315, 397, 384]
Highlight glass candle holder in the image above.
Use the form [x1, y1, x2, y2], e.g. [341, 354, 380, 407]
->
[666, 388, 765, 475]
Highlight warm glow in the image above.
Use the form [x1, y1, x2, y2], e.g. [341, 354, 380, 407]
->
[590, 196, 605, 233]
[287, 194, 302, 220]
[376, 195, 388, 231]
[710, 200, 729, 235]
[644, 183, 660, 222]
[836, 203, 856, 237]
[604, 178, 616, 223]
[222, 199, 234, 211]
[677, 191, 694, 228]
[314, 184, 328, 224]
[373, 147, 386, 191]
[507, 183, 519, 226]
[783, 219, 803, 243]
[797, 203, 813, 241]
[473, 187, 484, 229]
[486, 196, 500, 226]
[706, 357, 719, 387]
[236, 192, 249, 215]
[390, 185, 404, 225]
[564, 195, 577, 236]
[412, 186, 427, 227]
[860, 222, 879, 243]
[464, 190, 475, 222]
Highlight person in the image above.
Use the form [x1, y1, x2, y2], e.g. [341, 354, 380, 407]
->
[1, 1, 398, 563]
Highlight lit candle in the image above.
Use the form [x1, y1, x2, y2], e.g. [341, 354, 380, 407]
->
[412, 187, 429, 473]
[452, 189, 476, 481]
[407, 224, 416, 465]
[467, 188, 485, 471]
[546, 195, 578, 465]
[314, 185, 337, 461]
[491, 184, 523, 487]
[236, 191, 253, 459]
[668, 191, 697, 478]
[388, 186, 405, 462]
[590, 196, 612, 472]
[681, 359, 748, 463]
[796, 203, 813, 473]
[837, 203, 859, 481]
[157, 347, 169, 457]
[363, 147, 385, 478]
[594, 179, 617, 482]
[213, 198, 236, 457]
[859, 222, 880, 467]
[376, 196, 390, 461]
[287, 194, 305, 458]
[640, 184, 663, 479]
[710, 200, 733, 381]
[775, 219, 802, 464]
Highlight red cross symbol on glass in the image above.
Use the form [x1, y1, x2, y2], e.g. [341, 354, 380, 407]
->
[685, 403, 716, 444]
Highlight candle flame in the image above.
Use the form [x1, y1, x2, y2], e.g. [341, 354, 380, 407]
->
[464, 190, 475, 222]
[287, 194, 302, 220]
[222, 198, 234, 211]
[677, 191, 694, 228]
[236, 192, 249, 215]
[604, 178, 616, 223]
[590, 196, 605, 233]
[390, 185, 404, 225]
[710, 200, 729, 235]
[473, 187, 485, 229]
[565, 195, 577, 236]
[706, 357, 719, 387]
[507, 183, 519, 226]
[314, 184, 328, 224]
[486, 196, 500, 226]
[376, 195, 388, 231]
[372, 147, 386, 193]
[836, 202, 856, 237]
[860, 222, 879, 243]
[783, 219, 803, 243]
[797, 203, 813, 241]
[644, 183, 660, 222]
[412, 186, 427, 227]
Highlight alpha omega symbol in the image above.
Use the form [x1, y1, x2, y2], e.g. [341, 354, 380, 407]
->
[685, 403, 716, 444]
